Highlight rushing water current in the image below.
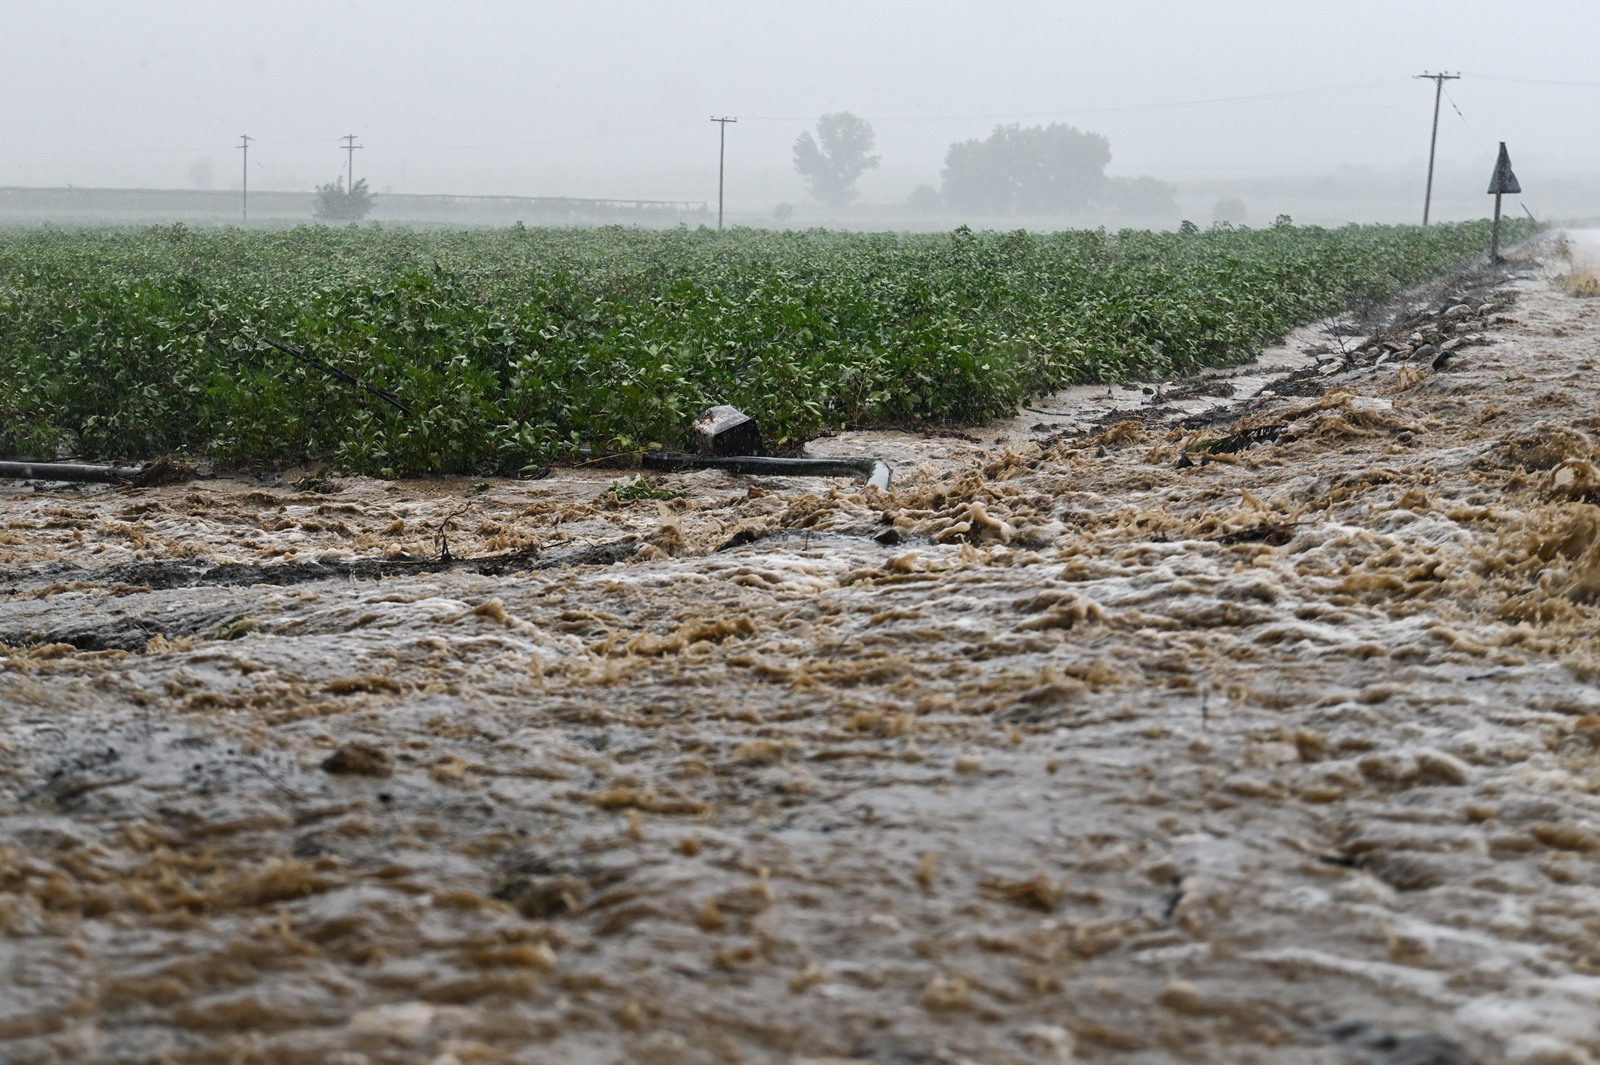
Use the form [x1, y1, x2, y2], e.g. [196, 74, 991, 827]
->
[3, 238, 1600, 1064]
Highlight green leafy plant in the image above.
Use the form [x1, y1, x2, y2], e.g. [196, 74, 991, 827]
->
[0, 217, 1540, 474]
[314, 177, 374, 222]
[600, 475, 686, 504]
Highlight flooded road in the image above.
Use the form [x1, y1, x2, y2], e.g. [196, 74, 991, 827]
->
[4, 236, 1600, 1064]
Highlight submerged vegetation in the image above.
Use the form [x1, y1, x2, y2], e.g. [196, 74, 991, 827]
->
[0, 218, 1535, 475]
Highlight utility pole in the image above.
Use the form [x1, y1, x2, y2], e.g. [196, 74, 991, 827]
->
[341, 134, 362, 193]
[239, 134, 251, 223]
[710, 116, 737, 231]
[1415, 72, 1460, 225]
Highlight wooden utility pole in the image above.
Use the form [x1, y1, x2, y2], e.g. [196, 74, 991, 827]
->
[341, 134, 362, 193]
[239, 134, 251, 223]
[1415, 72, 1459, 225]
[710, 116, 737, 231]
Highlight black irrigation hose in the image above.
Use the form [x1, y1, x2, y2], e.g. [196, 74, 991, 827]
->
[642, 452, 892, 491]
[0, 460, 147, 484]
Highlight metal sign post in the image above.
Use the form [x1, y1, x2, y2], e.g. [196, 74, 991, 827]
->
[1487, 142, 1521, 263]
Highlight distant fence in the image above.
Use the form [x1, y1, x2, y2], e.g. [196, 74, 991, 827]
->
[376, 191, 710, 225]
[0, 186, 712, 226]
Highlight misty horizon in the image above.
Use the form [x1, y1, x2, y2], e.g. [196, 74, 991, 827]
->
[5, 1, 1598, 221]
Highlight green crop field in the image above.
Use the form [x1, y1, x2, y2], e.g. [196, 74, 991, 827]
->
[0, 219, 1535, 475]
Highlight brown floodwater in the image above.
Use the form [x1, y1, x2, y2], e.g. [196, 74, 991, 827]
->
[3, 236, 1600, 1065]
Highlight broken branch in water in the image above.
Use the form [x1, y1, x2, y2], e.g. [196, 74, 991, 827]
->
[261, 337, 413, 416]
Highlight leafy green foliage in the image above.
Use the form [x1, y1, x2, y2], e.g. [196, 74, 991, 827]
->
[0, 218, 1538, 474]
[600, 475, 686, 504]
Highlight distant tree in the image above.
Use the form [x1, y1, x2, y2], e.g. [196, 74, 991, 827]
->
[792, 113, 880, 208]
[773, 201, 796, 223]
[941, 123, 1111, 216]
[188, 157, 215, 191]
[315, 176, 374, 222]
[1104, 176, 1179, 219]
[1212, 195, 1247, 225]
[906, 184, 942, 215]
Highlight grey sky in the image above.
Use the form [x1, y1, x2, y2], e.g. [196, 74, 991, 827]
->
[5, 0, 1597, 206]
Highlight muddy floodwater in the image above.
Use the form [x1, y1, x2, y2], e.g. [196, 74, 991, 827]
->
[4, 236, 1600, 1065]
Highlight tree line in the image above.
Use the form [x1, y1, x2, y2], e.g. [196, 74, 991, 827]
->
[310, 112, 1173, 225]
[793, 112, 1178, 218]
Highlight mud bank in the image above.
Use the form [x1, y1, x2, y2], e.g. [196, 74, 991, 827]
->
[3, 237, 1600, 1065]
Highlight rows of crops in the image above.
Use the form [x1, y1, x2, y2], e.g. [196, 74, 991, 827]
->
[0, 219, 1533, 474]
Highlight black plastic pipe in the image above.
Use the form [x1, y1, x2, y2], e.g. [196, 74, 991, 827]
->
[642, 453, 891, 491]
[0, 461, 148, 483]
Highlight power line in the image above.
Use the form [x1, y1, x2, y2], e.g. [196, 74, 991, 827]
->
[0, 135, 358, 157]
[0, 144, 238, 157]
[1462, 73, 1600, 87]
[365, 122, 704, 154]
[1441, 86, 1494, 159]
[0, 84, 1411, 162]
[4, 68, 1589, 164]
[741, 79, 1407, 124]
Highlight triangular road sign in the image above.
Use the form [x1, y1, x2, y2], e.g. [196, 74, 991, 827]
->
[1488, 143, 1521, 195]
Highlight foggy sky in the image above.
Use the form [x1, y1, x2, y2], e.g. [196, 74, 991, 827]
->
[5, 0, 1598, 208]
